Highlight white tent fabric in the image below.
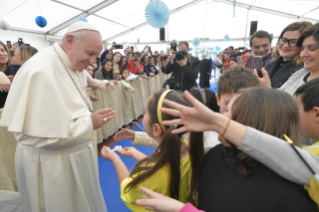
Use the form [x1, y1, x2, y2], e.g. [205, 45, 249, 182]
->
[1, 0, 319, 51]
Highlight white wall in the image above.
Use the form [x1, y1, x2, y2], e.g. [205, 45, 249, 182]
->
[0, 30, 51, 51]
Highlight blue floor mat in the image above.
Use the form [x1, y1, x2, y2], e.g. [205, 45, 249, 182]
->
[99, 122, 155, 212]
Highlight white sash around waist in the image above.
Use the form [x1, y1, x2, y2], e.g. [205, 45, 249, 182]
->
[17, 141, 92, 155]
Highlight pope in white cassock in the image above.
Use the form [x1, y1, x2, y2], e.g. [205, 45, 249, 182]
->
[0, 22, 115, 211]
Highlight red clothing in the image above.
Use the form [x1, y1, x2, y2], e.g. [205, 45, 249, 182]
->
[224, 58, 230, 70]
[127, 61, 144, 74]
[180, 203, 205, 212]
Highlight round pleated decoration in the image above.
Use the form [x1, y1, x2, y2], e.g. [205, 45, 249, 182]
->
[192, 37, 201, 47]
[224, 34, 230, 41]
[35, 16, 47, 28]
[145, 0, 170, 29]
[76, 16, 88, 22]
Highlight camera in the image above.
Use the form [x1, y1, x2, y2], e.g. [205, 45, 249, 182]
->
[17, 38, 30, 47]
[18, 38, 24, 46]
[176, 50, 186, 61]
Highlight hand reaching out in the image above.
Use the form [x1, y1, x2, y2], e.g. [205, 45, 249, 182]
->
[113, 128, 135, 141]
[91, 108, 116, 130]
[160, 90, 216, 134]
[252, 68, 271, 88]
[136, 187, 185, 212]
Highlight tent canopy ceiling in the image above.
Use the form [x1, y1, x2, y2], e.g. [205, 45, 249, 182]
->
[1, 0, 319, 43]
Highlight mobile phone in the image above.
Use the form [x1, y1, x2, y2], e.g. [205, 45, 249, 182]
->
[242, 55, 250, 62]
[115, 45, 123, 49]
[6, 41, 12, 49]
[131, 46, 134, 51]
[135, 58, 138, 62]
[238, 47, 244, 50]
[148, 47, 151, 51]
[236, 56, 242, 65]
[253, 56, 263, 77]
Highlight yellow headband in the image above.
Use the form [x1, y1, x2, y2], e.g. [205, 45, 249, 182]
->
[157, 90, 174, 132]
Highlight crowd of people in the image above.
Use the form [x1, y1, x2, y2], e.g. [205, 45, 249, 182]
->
[0, 19, 318, 212]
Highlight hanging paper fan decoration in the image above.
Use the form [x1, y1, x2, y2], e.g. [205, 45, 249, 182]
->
[35, 16, 47, 28]
[224, 34, 230, 41]
[0, 20, 10, 30]
[215, 46, 221, 52]
[192, 37, 201, 47]
[145, 0, 170, 29]
[76, 16, 88, 22]
[112, 41, 116, 45]
[137, 38, 140, 44]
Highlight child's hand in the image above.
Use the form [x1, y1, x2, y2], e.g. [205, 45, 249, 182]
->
[109, 81, 115, 90]
[117, 147, 137, 157]
[130, 87, 136, 93]
[113, 128, 135, 141]
[101, 146, 119, 161]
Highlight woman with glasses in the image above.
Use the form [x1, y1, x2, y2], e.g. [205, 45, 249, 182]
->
[265, 21, 312, 88]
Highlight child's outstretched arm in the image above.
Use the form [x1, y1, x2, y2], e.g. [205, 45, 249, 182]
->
[101, 146, 130, 183]
[117, 147, 147, 161]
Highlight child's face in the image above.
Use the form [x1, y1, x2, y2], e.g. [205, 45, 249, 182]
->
[216, 92, 233, 113]
[104, 61, 113, 72]
[296, 95, 319, 139]
[86, 66, 94, 76]
[122, 70, 130, 80]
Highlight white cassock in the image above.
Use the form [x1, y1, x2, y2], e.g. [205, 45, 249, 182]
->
[0, 42, 107, 212]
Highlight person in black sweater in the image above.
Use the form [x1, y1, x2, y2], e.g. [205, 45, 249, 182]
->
[163, 41, 199, 91]
[198, 88, 318, 212]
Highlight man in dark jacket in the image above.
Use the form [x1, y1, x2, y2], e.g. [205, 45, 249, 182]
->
[163, 41, 199, 91]
[199, 54, 212, 88]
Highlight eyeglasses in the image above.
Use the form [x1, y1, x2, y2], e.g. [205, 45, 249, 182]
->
[252, 43, 269, 50]
[278, 37, 298, 47]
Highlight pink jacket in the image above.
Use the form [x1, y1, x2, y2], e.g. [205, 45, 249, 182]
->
[180, 203, 205, 212]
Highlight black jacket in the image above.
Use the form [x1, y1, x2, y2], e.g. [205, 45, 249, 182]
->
[265, 57, 303, 88]
[198, 144, 318, 212]
[163, 56, 199, 91]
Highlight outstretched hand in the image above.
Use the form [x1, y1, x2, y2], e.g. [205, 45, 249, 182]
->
[160, 90, 216, 134]
[91, 108, 116, 130]
[113, 128, 135, 141]
[136, 187, 185, 212]
[252, 68, 271, 88]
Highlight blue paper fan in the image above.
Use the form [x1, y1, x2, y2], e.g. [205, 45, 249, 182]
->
[76, 16, 88, 22]
[145, 0, 170, 29]
[215, 46, 221, 52]
[224, 34, 230, 41]
[35, 16, 47, 28]
[192, 37, 201, 47]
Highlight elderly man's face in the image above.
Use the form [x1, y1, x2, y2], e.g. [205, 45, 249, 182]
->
[68, 31, 103, 71]
[251, 37, 271, 57]
[202, 54, 206, 59]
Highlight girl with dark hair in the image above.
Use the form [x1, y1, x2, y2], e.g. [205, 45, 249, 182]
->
[151, 88, 317, 212]
[228, 58, 237, 68]
[101, 90, 204, 211]
[113, 52, 123, 80]
[120, 55, 127, 72]
[155, 55, 163, 73]
[95, 58, 117, 83]
[149, 56, 158, 75]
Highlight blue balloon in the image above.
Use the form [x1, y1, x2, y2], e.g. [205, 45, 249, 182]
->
[35, 16, 47, 28]
[112, 41, 116, 45]
[145, 0, 170, 29]
[76, 16, 88, 22]
[192, 37, 201, 47]
[224, 34, 230, 41]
